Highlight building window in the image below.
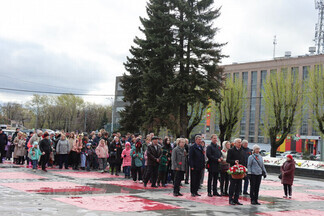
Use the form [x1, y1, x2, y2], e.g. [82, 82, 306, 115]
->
[291, 67, 299, 80]
[248, 136, 254, 143]
[242, 72, 248, 86]
[258, 137, 264, 143]
[226, 73, 231, 79]
[249, 71, 257, 136]
[270, 69, 277, 76]
[233, 72, 239, 82]
[303, 66, 310, 80]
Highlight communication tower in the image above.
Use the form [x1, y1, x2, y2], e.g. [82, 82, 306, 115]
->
[315, 0, 324, 54]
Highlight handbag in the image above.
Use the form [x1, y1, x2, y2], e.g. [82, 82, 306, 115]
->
[278, 173, 282, 179]
[253, 155, 266, 177]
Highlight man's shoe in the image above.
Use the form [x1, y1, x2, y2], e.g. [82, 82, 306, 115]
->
[173, 193, 179, 197]
[207, 193, 213, 197]
[255, 202, 261, 205]
[195, 193, 201, 196]
[191, 193, 196, 197]
[178, 192, 183, 196]
[229, 200, 236, 205]
[243, 192, 249, 195]
[151, 185, 158, 188]
[235, 201, 243, 205]
[185, 181, 189, 184]
[42, 169, 47, 172]
[251, 201, 257, 205]
[213, 192, 221, 197]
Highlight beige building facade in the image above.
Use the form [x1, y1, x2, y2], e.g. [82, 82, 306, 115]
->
[218, 54, 324, 144]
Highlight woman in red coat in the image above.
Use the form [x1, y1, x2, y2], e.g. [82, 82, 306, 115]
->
[280, 155, 296, 198]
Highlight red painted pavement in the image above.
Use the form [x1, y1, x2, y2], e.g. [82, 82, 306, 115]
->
[165, 192, 270, 206]
[53, 171, 123, 179]
[53, 195, 181, 212]
[0, 181, 103, 193]
[96, 180, 176, 190]
[257, 209, 324, 216]
[0, 172, 47, 179]
[260, 190, 324, 201]
[261, 180, 303, 187]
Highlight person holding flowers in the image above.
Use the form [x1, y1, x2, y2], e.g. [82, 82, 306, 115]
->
[226, 138, 246, 205]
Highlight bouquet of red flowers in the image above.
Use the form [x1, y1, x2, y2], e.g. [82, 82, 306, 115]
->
[227, 164, 248, 179]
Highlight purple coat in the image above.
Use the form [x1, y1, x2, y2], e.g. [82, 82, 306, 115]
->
[281, 160, 296, 185]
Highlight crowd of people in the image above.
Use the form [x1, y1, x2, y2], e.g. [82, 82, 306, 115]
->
[0, 128, 296, 205]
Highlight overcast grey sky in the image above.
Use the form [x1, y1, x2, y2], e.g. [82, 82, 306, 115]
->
[0, 0, 317, 104]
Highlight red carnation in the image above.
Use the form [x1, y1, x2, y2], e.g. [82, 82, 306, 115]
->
[179, 162, 182, 165]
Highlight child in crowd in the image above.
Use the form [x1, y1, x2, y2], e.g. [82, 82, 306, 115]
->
[132, 140, 143, 182]
[85, 143, 96, 171]
[95, 139, 109, 173]
[157, 149, 168, 187]
[28, 142, 42, 172]
[5, 135, 12, 160]
[121, 142, 131, 178]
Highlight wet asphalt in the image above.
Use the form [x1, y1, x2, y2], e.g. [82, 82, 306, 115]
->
[0, 163, 324, 216]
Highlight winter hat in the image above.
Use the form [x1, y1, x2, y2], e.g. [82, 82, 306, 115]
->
[86, 143, 91, 147]
[253, 144, 260, 152]
[287, 154, 293, 160]
[125, 142, 131, 148]
[33, 141, 38, 147]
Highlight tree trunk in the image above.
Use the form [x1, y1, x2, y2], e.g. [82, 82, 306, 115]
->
[180, 103, 188, 137]
[270, 133, 277, 157]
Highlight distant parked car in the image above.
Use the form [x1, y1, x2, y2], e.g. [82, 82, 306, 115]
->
[282, 151, 298, 157]
[276, 153, 284, 158]
[2, 129, 15, 136]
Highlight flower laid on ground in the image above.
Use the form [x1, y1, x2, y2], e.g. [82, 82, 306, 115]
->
[227, 164, 247, 175]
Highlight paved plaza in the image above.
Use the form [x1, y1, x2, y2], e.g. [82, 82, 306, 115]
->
[0, 162, 324, 216]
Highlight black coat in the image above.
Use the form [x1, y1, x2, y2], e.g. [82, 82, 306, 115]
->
[226, 147, 246, 167]
[0, 132, 8, 147]
[242, 147, 252, 166]
[146, 144, 162, 166]
[39, 138, 52, 154]
[189, 143, 205, 170]
[109, 141, 123, 165]
[206, 142, 222, 172]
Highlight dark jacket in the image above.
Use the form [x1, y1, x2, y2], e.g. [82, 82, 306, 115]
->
[281, 160, 295, 185]
[39, 138, 52, 154]
[206, 142, 222, 172]
[226, 146, 246, 167]
[189, 143, 205, 170]
[109, 141, 123, 165]
[0, 132, 8, 147]
[242, 146, 252, 166]
[146, 144, 162, 166]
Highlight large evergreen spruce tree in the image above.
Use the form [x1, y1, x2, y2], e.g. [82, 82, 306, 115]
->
[121, 0, 224, 136]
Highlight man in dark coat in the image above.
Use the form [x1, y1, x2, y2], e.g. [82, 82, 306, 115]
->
[39, 132, 52, 172]
[241, 140, 252, 195]
[0, 129, 8, 163]
[144, 136, 162, 187]
[189, 135, 205, 197]
[226, 138, 246, 205]
[206, 134, 223, 197]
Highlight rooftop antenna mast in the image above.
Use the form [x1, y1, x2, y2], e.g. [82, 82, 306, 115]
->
[315, 0, 324, 54]
[273, 35, 277, 59]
